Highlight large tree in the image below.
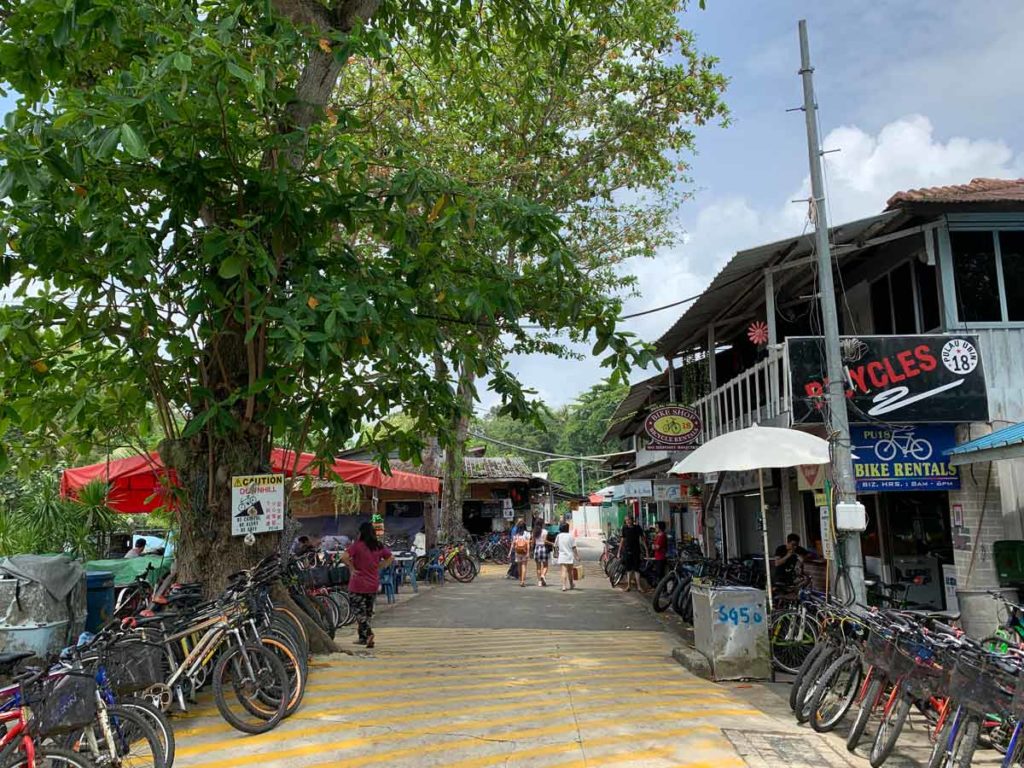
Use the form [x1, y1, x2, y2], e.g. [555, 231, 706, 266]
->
[0, 0, 655, 626]
[354, 1, 727, 538]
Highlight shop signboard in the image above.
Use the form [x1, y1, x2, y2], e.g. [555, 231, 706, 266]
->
[797, 464, 826, 491]
[231, 473, 285, 536]
[653, 483, 683, 502]
[789, 335, 988, 424]
[644, 406, 702, 451]
[624, 479, 653, 498]
[850, 425, 960, 492]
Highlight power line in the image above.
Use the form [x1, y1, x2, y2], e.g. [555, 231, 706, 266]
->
[467, 429, 633, 462]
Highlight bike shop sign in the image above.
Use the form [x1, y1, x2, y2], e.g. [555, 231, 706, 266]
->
[643, 406, 702, 451]
[851, 425, 960, 492]
[789, 334, 989, 424]
[231, 473, 285, 535]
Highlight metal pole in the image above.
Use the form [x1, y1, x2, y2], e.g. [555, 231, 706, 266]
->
[667, 357, 677, 403]
[798, 19, 864, 604]
[759, 469, 773, 612]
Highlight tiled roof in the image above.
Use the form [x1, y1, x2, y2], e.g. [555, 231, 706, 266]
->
[388, 455, 532, 482]
[886, 178, 1024, 210]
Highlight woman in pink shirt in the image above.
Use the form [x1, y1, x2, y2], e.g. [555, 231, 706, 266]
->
[340, 522, 393, 649]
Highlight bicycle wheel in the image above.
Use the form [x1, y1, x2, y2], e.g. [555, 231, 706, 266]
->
[927, 710, 957, 768]
[848, 675, 885, 753]
[212, 643, 288, 734]
[331, 591, 353, 627]
[313, 594, 339, 630]
[952, 715, 980, 768]
[810, 651, 863, 733]
[259, 634, 305, 718]
[790, 642, 827, 711]
[771, 610, 819, 674]
[651, 573, 679, 613]
[448, 554, 477, 583]
[869, 688, 913, 766]
[608, 559, 625, 588]
[794, 646, 837, 724]
[119, 697, 175, 768]
[272, 605, 309, 651]
[8, 746, 101, 768]
[67, 704, 164, 768]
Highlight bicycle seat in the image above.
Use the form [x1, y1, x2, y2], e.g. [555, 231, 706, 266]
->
[0, 652, 34, 674]
[908, 609, 961, 623]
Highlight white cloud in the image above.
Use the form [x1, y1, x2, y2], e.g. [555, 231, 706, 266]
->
[488, 115, 1023, 412]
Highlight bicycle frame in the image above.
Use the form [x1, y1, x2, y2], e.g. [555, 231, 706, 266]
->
[0, 707, 34, 767]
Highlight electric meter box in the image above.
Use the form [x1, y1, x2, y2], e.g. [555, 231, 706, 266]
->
[835, 501, 867, 532]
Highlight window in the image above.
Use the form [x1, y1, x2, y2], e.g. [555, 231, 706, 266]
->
[868, 259, 939, 334]
[951, 231, 1001, 322]
[1002, 231, 1024, 322]
[870, 277, 893, 334]
[890, 262, 916, 334]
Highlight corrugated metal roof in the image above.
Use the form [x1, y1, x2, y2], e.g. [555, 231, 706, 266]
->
[655, 211, 904, 357]
[603, 367, 685, 442]
[463, 456, 532, 482]
[945, 422, 1024, 459]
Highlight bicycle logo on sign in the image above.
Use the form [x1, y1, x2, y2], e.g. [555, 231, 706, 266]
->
[868, 426, 933, 462]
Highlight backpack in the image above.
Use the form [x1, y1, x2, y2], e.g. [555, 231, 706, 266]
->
[514, 533, 530, 555]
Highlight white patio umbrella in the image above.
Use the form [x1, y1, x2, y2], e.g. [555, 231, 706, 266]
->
[668, 424, 830, 609]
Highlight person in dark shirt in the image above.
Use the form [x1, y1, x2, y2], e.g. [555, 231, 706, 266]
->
[773, 533, 809, 586]
[618, 515, 648, 592]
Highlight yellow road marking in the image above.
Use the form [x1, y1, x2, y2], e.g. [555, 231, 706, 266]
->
[545, 746, 675, 768]
[175, 682, 732, 742]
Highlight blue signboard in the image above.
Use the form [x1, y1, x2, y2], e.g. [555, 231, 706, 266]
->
[851, 425, 960, 492]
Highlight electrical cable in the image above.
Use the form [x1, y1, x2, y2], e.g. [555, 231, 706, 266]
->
[466, 429, 632, 462]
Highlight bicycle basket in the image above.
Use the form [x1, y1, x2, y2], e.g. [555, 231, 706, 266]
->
[864, 629, 897, 672]
[24, 671, 97, 736]
[905, 655, 948, 700]
[297, 566, 331, 588]
[103, 640, 165, 694]
[950, 657, 1014, 715]
[328, 566, 349, 587]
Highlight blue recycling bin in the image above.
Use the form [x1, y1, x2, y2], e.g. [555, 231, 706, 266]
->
[85, 571, 115, 633]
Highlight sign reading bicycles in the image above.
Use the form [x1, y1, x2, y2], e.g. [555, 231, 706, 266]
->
[851, 425, 959, 492]
[231, 473, 285, 536]
[644, 406, 702, 451]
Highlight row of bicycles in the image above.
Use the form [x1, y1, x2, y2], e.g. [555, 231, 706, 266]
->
[788, 589, 1024, 767]
[0, 552, 314, 767]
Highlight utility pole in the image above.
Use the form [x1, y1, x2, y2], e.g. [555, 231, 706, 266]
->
[798, 20, 865, 604]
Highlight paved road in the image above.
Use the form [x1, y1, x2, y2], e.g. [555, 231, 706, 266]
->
[171, 550, 853, 768]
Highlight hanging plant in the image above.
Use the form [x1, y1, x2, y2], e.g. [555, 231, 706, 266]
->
[332, 482, 362, 517]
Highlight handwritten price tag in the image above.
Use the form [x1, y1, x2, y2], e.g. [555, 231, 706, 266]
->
[715, 604, 763, 626]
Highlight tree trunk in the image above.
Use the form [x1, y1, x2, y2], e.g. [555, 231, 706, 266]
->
[439, 366, 475, 543]
[420, 436, 441, 550]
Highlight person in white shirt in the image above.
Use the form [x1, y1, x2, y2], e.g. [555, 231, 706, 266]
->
[413, 529, 426, 558]
[554, 522, 578, 592]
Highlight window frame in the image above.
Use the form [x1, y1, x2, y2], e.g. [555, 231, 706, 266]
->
[868, 257, 937, 335]
[946, 226, 1024, 328]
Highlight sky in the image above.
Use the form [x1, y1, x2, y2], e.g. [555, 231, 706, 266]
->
[3, 1, 1023, 414]
[492, 0, 1024, 412]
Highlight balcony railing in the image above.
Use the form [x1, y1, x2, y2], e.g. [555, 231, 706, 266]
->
[691, 346, 791, 441]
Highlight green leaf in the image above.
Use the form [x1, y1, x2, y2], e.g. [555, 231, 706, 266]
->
[172, 52, 192, 71]
[218, 255, 245, 279]
[96, 127, 121, 159]
[226, 61, 252, 83]
[119, 124, 148, 159]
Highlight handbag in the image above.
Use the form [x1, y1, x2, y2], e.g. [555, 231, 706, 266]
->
[571, 563, 584, 581]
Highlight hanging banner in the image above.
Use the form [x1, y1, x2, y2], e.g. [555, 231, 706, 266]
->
[231, 474, 285, 536]
[624, 479, 653, 498]
[851, 425, 960, 491]
[653, 483, 683, 502]
[819, 506, 835, 561]
[789, 334, 988, 424]
[644, 406, 702, 451]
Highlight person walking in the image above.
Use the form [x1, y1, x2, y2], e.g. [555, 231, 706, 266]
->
[340, 521, 393, 648]
[511, 519, 531, 587]
[554, 522, 578, 592]
[618, 514, 648, 593]
[506, 519, 523, 580]
[652, 520, 668, 584]
[532, 520, 550, 587]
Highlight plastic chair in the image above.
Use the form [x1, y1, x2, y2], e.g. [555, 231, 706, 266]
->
[397, 555, 418, 593]
[424, 549, 445, 585]
[379, 565, 396, 604]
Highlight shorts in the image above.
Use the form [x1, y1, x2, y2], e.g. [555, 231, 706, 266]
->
[622, 550, 642, 571]
[515, 553, 529, 564]
[534, 544, 549, 564]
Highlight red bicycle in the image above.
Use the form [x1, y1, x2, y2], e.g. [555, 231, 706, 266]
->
[0, 653, 97, 768]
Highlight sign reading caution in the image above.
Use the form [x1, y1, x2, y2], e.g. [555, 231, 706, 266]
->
[231, 473, 285, 536]
[851, 425, 959, 492]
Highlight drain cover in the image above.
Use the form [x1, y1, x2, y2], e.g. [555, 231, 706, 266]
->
[722, 730, 856, 768]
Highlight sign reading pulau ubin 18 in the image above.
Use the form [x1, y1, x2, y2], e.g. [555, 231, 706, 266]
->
[644, 406, 702, 451]
[231, 473, 285, 536]
[789, 335, 989, 424]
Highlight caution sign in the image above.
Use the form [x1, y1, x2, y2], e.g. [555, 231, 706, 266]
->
[231, 474, 285, 536]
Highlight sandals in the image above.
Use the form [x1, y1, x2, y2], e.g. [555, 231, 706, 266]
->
[365, 634, 375, 649]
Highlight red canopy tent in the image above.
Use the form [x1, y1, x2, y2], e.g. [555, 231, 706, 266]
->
[61, 449, 438, 513]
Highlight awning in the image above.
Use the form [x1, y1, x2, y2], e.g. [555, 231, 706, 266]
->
[61, 448, 439, 513]
[945, 423, 1024, 466]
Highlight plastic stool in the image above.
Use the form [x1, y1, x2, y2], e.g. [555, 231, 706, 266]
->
[379, 565, 396, 604]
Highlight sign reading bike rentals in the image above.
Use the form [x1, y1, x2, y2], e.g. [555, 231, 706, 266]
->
[789, 335, 988, 424]
[851, 425, 959, 492]
[231, 473, 285, 536]
[643, 405, 702, 451]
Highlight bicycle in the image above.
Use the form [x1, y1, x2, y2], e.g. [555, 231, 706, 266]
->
[871, 427, 933, 462]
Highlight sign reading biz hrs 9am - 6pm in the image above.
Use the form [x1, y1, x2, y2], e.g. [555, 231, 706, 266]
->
[789, 334, 989, 424]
